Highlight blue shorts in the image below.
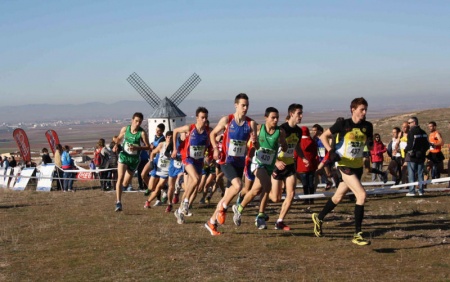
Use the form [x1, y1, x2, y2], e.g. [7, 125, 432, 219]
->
[183, 157, 203, 175]
[244, 163, 255, 182]
[169, 159, 184, 178]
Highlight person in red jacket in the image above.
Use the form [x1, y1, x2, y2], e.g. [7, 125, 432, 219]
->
[369, 133, 387, 182]
[295, 126, 318, 204]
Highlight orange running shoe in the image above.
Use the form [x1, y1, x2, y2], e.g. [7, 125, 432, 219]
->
[205, 221, 221, 236]
[216, 208, 227, 225]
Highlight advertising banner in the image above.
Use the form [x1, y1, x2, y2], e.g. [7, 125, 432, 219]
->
[45, 130, 60, 155]
[13, 167, 35, 191]
[13, 128, 31, 163]
[36, 164, 55, 192]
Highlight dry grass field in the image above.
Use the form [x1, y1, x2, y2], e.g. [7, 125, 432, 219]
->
[1, 184, 449, 281]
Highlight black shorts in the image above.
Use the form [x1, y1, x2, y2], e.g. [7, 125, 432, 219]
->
[272, 163, 296, 180]
[220, 163, 244, 188]
[338, 166, 363, 180]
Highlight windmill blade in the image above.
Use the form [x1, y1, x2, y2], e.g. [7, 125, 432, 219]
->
[169, 73, 201, 106]
[127, 72, 161, 109]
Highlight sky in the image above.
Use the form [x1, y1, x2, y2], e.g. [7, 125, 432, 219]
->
[1, 1, 450, 109]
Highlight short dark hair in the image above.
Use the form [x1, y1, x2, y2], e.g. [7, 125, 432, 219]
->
[428, 121, 436, 127]
[165, 131, 173, 137]
[264, 107, 279, 117]
[288, 103, 303, 114]
[132, 112, 144, 120]
[42, 148, 49, 153]
[157, 123, 165, 132]
[312, 124, 323, 133]
[350, 97, 368, 112]
[234, 93, 249, 104]
[393, 127, 401, 133]
[410, 116, 419, 125]
[196, 107, 208, 116]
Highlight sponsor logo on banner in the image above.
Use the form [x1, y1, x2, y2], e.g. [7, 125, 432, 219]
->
[77, 171, 94, 180]
[13, 128, 31, 162]
[45, 130, 60, 154]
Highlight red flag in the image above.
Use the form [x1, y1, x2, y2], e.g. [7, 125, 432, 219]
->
[13, 128, 31, 162]
[45, 130, 60, 154]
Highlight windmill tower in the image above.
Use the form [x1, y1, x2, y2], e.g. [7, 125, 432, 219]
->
[127, 73, 201, 143]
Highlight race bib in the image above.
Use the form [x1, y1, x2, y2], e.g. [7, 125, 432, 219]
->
[282, 144, 295, 158]
[228, 139, 246, 157]
[318, 147, 326, 158]
[124, 142, 138, 155]
[256, 148, 276, 165]
[190, 145, 206, 160]
[345, 141, 364, 158]
[173, 159, 182, 169]
[157, 157, 170, 171]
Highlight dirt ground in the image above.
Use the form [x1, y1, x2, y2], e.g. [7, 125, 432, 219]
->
[1, 184, 449, 281]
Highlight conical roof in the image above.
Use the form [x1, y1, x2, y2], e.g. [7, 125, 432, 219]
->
[149, 97, 186, 118]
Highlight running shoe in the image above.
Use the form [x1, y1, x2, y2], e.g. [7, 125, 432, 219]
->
[115, 202, 122, 212]
[406, 192, 416, 197]
[173, 193, 179, 204]
[205, 197, 210, 204]
[216, 208, 227, 225]
[255, 213, 269, 222]
[312, 213, 323, 237]
[418, 191, 424, 196]
[144, 189, 151, 196]
[165, 205, 172, 213]
[174, 208, 185, 224]
[144, 201, 151, 209]
[181, 208, 193, 217]
[325, 181, 332, 190]
[153, 200, 163, 207]
[232, 205, 241, 226]
[352, 232, 370, 246]
[199, 198, 206, 204]
[161, 190, 168, 204]
[255, 216, 267, 230]
[274, 221, 291, 231]
[205, 221, 221, 236]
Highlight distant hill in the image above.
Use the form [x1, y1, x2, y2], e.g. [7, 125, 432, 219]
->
[374, 107, 450, 143]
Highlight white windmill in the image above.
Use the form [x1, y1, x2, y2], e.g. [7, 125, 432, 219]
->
[127, 72, 201, 143]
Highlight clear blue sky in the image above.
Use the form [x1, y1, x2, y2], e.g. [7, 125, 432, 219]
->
[1, 1, 450, 107]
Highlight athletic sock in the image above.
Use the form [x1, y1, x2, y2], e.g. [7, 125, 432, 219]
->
[354, 204, 364, 233]
[222, 202, 227, 210]
[319, 199, 337, 221]
[238, 205, 244, 213]
[277, 219, 283, 223]
[257, 212, 265, 218]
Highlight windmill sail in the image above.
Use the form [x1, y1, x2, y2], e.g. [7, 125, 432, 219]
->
[127, 72, 162, 109]
[169, 73, 201, 106]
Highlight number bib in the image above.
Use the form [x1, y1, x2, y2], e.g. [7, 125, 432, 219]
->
[173, 159, 182, 169]
[228, 139, 246, 157]
[256, 148, 276, 165]
[345, 141, 364, 158]
[157, 157, 170, 171]
[190, 145, 206, 160]
[283, 144, 295, 158]
[124, 142, 138, 155]
[318, 147, 326, 158]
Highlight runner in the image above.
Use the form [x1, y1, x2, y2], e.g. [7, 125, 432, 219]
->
[114, 112, 150, 212]
[204, 93, 257, 236]
[312, 97, 374, 246]
[144, 131, 173, 209]
[167, 133, 185, 212]
[231, 107, 287, 230]
[172, 107, 212, 224]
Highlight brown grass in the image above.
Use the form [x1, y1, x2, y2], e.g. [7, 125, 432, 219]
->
[1, 184, 449, 281]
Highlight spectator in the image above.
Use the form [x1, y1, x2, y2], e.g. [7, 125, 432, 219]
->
[61, 145, 74, 192]
[54, 144, 63, 191]
[369, 133, 387, 181]
[405, 117, 429, 196]
[95, 138, 110, 190]
[9, 156, 17, 168]
[41, 148, 53, 165]
[426, 121, 444, 179]
[387, 127, 402, 185]
[108, 138, 121, 190]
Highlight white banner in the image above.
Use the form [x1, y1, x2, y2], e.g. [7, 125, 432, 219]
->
[0, 168, 13, 188]
[13, 167, 35, 191]
[37, 164, 55, 192]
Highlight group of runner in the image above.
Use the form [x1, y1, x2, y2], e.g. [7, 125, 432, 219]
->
[112, 95, 377, 246]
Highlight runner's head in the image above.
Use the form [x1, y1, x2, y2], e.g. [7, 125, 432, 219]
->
[311, 124, 323, 138]
[427, 121, 436, 132]
[234, 93, 249, 116]
[196, 107, 209, 127]
[156, 123, 165, 136]
[392, 127, 400, 138]
[350, 97, 368, 123]
[132, 112, 144, 128]
[165, 131, 173, 141]
[264, 107, 279, 127]
[287, 103, 303, 124]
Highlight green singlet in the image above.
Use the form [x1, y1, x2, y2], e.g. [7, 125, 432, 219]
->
[253, 124, 280, 175]
[119, 125, 144, 171]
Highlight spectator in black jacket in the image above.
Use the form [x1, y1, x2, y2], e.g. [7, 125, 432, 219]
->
[41, 148, 53, 165]
[404, 117, 429, 197]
